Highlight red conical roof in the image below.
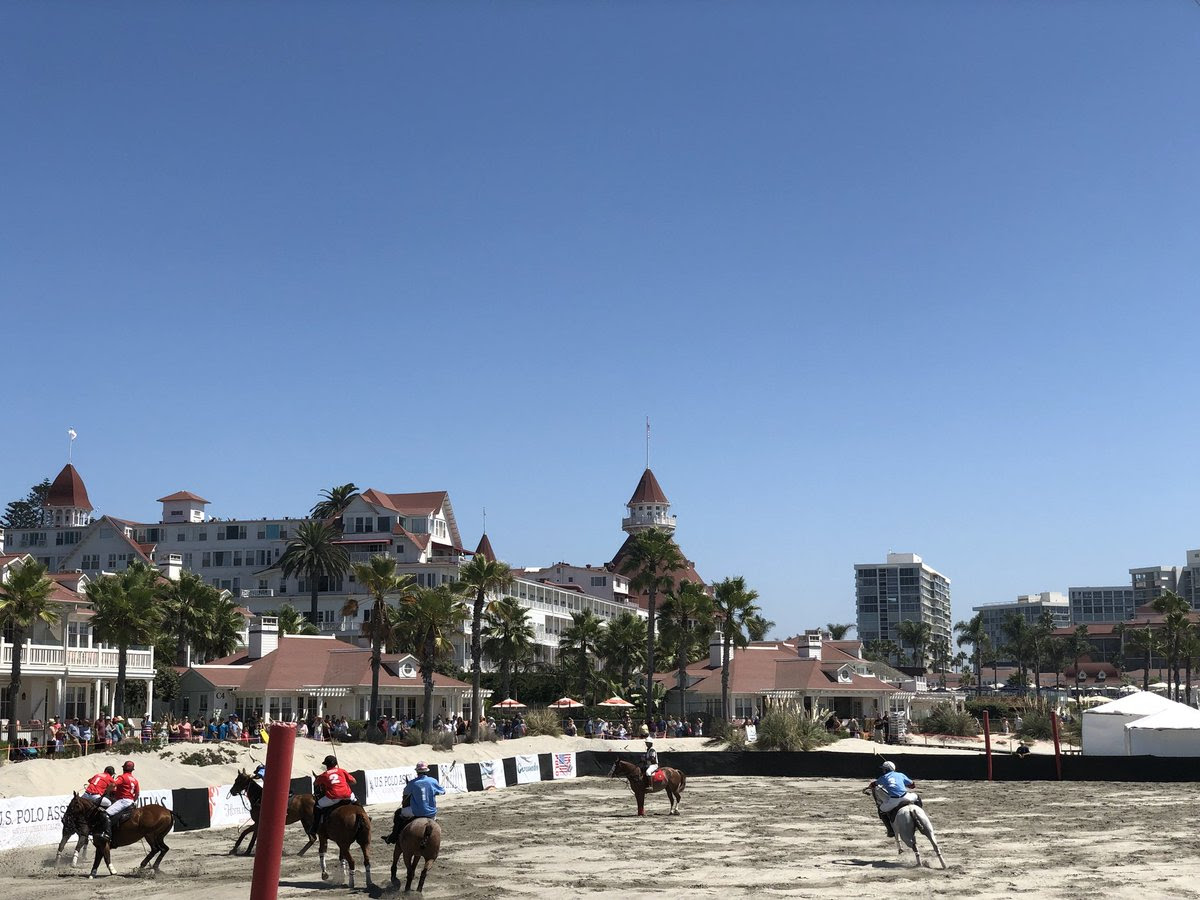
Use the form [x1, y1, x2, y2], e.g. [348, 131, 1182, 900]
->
[475, 533, 497, 562]
[46, 464, 93, 510]
[627, 468, 669, 505]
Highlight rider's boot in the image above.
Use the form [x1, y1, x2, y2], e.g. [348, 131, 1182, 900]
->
[310, 807, 323, 839]
[101, 814, 113, 845]
[878, 809, 895, 838]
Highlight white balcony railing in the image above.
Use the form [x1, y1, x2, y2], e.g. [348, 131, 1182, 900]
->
[0, 642, 154, 675]
[240, 589, 275, 599]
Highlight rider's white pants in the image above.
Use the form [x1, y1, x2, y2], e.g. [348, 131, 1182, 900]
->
[83, 793, 111, 808]
[645, 764, 659, 777]
[106, 798, 134, 818]
[317, 795, 342, 809]
[878, 791, 918, 814]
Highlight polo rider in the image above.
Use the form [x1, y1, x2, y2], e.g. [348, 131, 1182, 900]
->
[83, 765, 116, 809]
[311, 754, 357, 837]
[641, 737, 659, 789]
[100, 760, 140, 843]
[874, 760, 919, 838]
[383, 761, 445, 844]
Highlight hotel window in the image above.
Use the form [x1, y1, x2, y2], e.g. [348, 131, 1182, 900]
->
[65, 685, 88, 720]
[199, 531, 207, 541]
[177, 533, 186, 542]
[184, 552, 193, 567]
[202, 552, 212, 567]
[82, 554, 99, 569]
[233, 551, 242, 567]
[108, 554, 117, 568]
[68, 621, 91, 647]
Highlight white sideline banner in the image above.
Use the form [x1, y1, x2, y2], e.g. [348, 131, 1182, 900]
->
[0, 793, 74, 851]
[514, 754, 541, 785]
[551, 752, 576, 779]
[208, 786, 252, 829]
[438, 761, 467, 794]
[479, 760, 503, 790]
[364, 768, 413, 807]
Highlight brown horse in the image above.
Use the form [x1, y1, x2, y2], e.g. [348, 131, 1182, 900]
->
[56, 793, 97, 867]
[87, 802, 177, 878]
[227, 769, 316, 855]
[317, 802, 372, 888]
[392, 817, 441, 892]
[608, 759, 686, 816]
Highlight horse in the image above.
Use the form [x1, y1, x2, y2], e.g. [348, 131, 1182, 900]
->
[227, 769, 317, 856]
[86, 802, 178, 878]
[392, 817, 441, 892]
[865, 782, 946, 868]
[312, 776, 371, 889]
[608, 758, 686, 816]
[56, 793, 97, 867]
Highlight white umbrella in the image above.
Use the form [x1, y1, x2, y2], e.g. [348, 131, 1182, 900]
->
[548, 697, 585, 709]
[491, 698, 527, 709]
[598, 696, 634, 708]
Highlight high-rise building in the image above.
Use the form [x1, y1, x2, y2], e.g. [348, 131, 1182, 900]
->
[972, 592, 1071, 663]
[854, 553, 951, 659]
[1129, 565, 1179, 608]
[1068, 585, 1136, 624]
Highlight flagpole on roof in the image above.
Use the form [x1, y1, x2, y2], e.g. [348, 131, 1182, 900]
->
[67, 427, 77, 463]
[645, 416, 650, 469]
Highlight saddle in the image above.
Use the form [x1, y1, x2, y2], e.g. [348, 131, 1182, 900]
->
[884, 796, 922, 821]
[112, 806, 135, 828]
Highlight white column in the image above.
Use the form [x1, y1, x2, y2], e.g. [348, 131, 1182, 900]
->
[146, 678, 154, 720]
[92, 679, 101, 718]
[54, 678, 63, 722]
[316, 697, 324, 719]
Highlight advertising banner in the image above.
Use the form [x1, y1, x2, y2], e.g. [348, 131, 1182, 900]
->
[478, 760, 503, 790]
[514, 754, 541, 785]
[438, 761, 468, 794]
[552, 752, 577, 779]
[208, 785, 252, 830]
[363, 768, 412, 807]
[0, 793, 74, 852]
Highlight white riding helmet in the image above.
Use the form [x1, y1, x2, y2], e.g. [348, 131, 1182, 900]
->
[645, 737, 655, 746]
[881, 760, 896, 772]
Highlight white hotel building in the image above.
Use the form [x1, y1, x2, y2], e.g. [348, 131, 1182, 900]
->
[1, 464, 651, 678]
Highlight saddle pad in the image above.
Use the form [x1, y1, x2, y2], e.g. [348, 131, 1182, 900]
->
[652, 770, 667, 784]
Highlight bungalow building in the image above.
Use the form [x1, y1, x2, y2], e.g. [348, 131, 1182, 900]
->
[176, 617, 470, 724]
[659, 630, 904, 723]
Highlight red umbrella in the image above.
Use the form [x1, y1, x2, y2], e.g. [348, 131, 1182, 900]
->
[548, 697, 585, 708]
[491, 698, 527, 709]
[598, 696, 634, 708]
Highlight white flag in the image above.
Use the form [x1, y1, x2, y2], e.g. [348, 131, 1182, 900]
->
[68, 428, 77, 441]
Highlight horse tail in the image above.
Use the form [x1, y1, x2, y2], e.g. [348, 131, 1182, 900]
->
[354, 809, 370, 847]
[677, 770, 686, 793]
[419, 821, 433, 851]
[171, 809, 188, 829]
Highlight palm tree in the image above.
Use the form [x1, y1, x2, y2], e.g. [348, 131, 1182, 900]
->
[1152, 591, 1190, 701]
[86, 562, 161, 716]
[279, 520, 350, 624]
[658, 581, 714, 721]
[457, 553, 513, 742]
[268, 603, 319, 636]
[193, 592, 244, 662]
[481, 597, 535, 702]
[0, 559, 57, 748]
[713, 576, 761, 723]
[954, 614, 989, 696]
[744, 613, 775, 642]
[398, 584, 468, 734]
[560, 610, 605, 704]
[1028, 610, 1058, 701]
[157, 570, 221, 667]
[930, 635, 952, 686]
[344, 554, 417, 731]
[619, 528, 684, 722]
[311, 483, 359, 526]
[1002, 614, 1033, 694]
[1122, 621, 1158, 691]
[597, 610, 647, 695]
[825, 623, 855, 640]
[1061, 624, 1093, 700]
[896, 619, 932, 670]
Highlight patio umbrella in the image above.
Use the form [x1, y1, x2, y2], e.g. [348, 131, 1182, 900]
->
[1149, 682, 1170, 691]
[548, 697, 585, 708]
[598, 696, 634, 708]
[491, 698, 527, 709]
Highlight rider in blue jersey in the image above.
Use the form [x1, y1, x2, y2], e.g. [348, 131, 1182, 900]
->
[383, 761, 446, 844]
[874, 760, 919, 837]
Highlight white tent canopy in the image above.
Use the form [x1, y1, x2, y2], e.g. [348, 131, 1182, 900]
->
[1125, 704, 1200, 757]
[1082, 691, 1181, 756]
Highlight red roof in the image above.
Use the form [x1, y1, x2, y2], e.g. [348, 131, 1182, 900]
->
[359, 489, 448, 516]
[475, 533, 497, 562]
[201, 636, 469, 693]
[628, 468, 669, 505]
[157, 491, 210, 504]
[46, 464, 93, 510]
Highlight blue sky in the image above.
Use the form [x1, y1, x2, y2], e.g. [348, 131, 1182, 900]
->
[3, 2, 1199, 637]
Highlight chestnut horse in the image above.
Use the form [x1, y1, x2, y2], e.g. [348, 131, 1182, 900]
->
[87, 802, 178, 878]
[608, 759, 686, 816]
[227, 769, 316, 855]
[56, 793, 96, 867]
[392, 817, 441, 892]
[318, 802, 372, 888]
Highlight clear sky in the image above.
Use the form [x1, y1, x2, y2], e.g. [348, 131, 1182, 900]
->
[3, 2, 1199, 638]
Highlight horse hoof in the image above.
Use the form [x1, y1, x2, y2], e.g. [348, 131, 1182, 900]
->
[321, 872, 330, 881]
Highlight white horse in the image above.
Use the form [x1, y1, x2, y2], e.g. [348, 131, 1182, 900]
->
[866, 782, 946, 868]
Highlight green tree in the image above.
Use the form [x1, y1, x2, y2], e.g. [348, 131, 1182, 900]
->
[457, 552, 513, 742]
[193, 592, 244, 663]
[1122, 621, 1159, 692]
[86, 562, 162, 716]
[1061, 624, 1093, 699]
[481, 597, 535, 702]
[896, 619, 932, 670]
[560, 610, 605, 704]
[343, 554, 417, 732]
[597, 610, 647, 695]
[311, 483, 359, 525]
[0, 558, 58, 747]
[1152, 591, 1190, 701]
[713, 576, 761, 723]
[398, 584, 468, 734]
[658, 581, 714, 721]
[279, 520, 350, 625]
[745, 613, 775, 642]
[954, 613, 989, 696]
[825, 623, 855, 640]
[268, 602, 319, 636]
[1002, 614, 1033, 694]
[157, 570, 221, 667]
[619, 529, 684, 721]
[1027, 610, 1058, 702]
[0, 479, 51, 529]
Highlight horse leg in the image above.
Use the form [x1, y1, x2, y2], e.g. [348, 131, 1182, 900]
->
[298, 829, 316, 856]
[73, 832, 88, 866]
[361, 833, 372, 886]
[232, 823, 253, 855]
[342, 844, 354, 889]
[916, 812, 946, 868]
[246, 824, 259, 855]
[405, 855, 418, 892]
[635, 787, 645, 816]
[418, 857, 433, 892]
[319, 834, 330, 881]
[391, 841, 402, 883]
